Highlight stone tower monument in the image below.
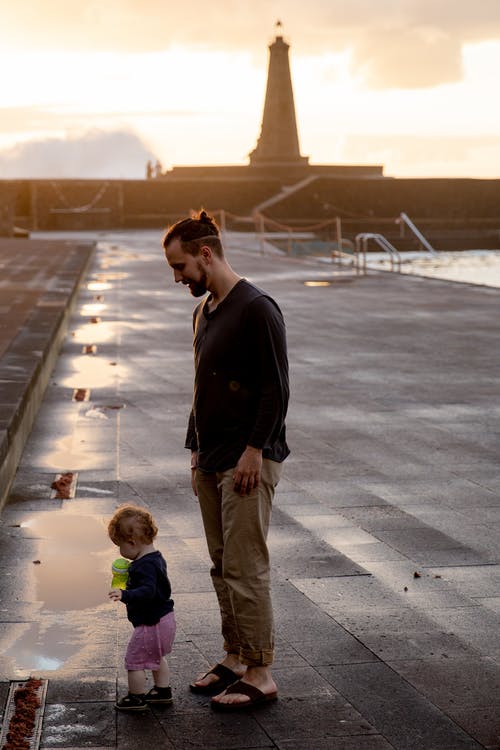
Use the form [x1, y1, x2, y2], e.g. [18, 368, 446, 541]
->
[250, 24, 309, 167]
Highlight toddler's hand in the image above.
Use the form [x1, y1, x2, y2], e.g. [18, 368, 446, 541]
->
[108, 588, 123, 601]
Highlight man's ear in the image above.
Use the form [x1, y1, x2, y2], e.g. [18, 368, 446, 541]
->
[199, 245, 212, 264]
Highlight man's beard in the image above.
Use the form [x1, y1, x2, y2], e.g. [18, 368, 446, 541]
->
[189, 281, 207, 297]
[187, 263, 208, 297]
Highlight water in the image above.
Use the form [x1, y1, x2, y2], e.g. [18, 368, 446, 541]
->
[369, 249, 500, 288]
[5, 510, 114, 674]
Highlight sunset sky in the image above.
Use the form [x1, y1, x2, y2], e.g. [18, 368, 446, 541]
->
[1, 0, 500, 179]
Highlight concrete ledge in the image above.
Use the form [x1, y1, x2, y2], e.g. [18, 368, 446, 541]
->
[0, 241, 95, 511]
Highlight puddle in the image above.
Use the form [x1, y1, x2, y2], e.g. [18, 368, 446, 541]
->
[60, 354, 126, 389]
[5, 511, 115, 673]
[87, 281, 112, 291]
[35, 435, 114, 472]
[21, 511, 111, 611]
[91, 271, 129, 281]
[71, 320, 117, 344]
[80, 302, 106, 316]
[5, 622, 83, 672]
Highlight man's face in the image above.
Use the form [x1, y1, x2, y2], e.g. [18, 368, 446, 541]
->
[164, 238, 208, 297]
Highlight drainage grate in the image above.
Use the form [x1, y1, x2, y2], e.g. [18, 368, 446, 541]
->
[0, 678, 48, 750]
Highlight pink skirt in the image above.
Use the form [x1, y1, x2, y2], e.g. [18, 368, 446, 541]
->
[125, 611, 176, 670]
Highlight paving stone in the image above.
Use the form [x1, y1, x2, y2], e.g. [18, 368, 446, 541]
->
[254, 695, 378, 743]
[427, 607, 500, 654]
[46, 670, 116, 703]
[291, 574, 402, 611]
[320, 662, 484, 749]
[275, 738, 395, 750]
[445, 705, 500, 750]
[269, 665, 338, 699]
[339, 505, 435, 531]
[274, 601, 353, 642]
[387, 656, 500, 711]
[269, 524, 366, 577]
[116, 710, 175, 750]
[335, 543, 409, 563]
[429, 565, 500, 597]
[156, 707, 274, 749]
[476, 597, 500, 615]
[289, 632, 379, 667]
[41, 702, 115, 747]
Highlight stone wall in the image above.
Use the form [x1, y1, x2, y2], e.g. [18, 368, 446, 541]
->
[0, 182, 17, 236]
[5, 175, 500, 240]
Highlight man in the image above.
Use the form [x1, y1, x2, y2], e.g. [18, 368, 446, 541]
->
[163, 210, 289, 710]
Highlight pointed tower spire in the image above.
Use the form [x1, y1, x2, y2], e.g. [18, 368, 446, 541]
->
[250, 26, 308, 166]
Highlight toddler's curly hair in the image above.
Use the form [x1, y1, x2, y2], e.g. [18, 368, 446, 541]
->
[108, 504, 158, 545]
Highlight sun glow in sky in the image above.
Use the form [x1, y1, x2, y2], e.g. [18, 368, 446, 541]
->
[1, 0, 500, 179]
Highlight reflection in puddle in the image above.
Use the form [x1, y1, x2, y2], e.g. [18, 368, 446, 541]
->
[92, 271, 129, 281]
[6, 512, 114, 672]
[72, 320, 117, 344]
[35, 436, 114, 471]
[59, 354, 125, 389]
[80, 302, 107, 316]
[22, 512, 110, 611]
[87, 281, 112, 291]
[5, 622, 82, 672]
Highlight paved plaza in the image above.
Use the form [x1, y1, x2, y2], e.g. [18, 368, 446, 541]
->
[0, 230, 499, 749]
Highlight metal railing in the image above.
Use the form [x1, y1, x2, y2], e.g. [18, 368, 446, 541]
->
[395, 212, 437, 256]
[355, 233, 401, 273]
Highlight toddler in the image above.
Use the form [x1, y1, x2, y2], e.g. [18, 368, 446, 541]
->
[108, 504, 175, 711]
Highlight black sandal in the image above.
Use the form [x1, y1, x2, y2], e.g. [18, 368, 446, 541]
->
[115, 693, 148, 711]
[189, 663, 240, 695]
[211, 680, 278, 711]
[145, 686, 173, 704]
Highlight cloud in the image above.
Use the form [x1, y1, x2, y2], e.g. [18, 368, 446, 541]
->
[1, 1, 500, 89]
[0, 105, 200, 136]
[344, 133, 500, 177]
[0, 130, 158, 178]
[351, 28, 464, 88]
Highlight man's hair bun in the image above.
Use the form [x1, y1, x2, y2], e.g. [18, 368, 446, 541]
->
[199, 210, 212, 224]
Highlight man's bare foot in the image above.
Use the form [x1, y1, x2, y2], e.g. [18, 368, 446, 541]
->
[190, 655, 245, 692]
[211, 666, 277, 706]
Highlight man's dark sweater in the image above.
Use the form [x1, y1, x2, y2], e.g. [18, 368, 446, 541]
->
[121, 551, 174, 627]
[185, 279, 289, 472]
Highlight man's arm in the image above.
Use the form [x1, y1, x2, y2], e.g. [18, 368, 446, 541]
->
[247, 296, 289, 450]
[233, 296, 289, 495]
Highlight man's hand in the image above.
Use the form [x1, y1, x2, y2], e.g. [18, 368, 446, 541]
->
[108, 588, 122, 601]
[233, 446, 263, 495]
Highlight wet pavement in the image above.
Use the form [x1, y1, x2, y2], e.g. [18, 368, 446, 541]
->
[1, 229, 500, 749]
[0, 237, 95, 509]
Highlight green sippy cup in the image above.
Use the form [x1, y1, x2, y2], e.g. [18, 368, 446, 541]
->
[111, 557, 130, 589]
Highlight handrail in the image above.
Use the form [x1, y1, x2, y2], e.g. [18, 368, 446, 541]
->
[355, 233, 401, 273]
[332, 216, 356, 266]
[396, 212, 437, 256]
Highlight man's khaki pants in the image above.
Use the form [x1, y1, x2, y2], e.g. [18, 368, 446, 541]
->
[195, 459, 282, 667]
